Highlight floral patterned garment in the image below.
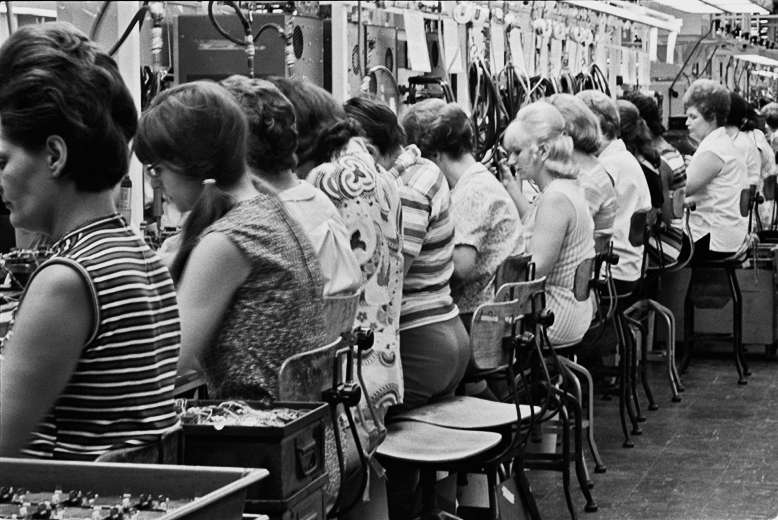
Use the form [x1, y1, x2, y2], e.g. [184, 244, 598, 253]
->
[307, 137, 405, 410]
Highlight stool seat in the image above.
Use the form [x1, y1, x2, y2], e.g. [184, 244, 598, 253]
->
[393, 396, 541, 429]
[377, 420, 502, 463]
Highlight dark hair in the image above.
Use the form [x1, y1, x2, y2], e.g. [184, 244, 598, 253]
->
[683, 79, 729, 127]
[617, 99, 660, 169]
[621, 91, 665, 137]
[727, 92, 757, 132]
[135, 81, 248, 281]
[762, 102, 778, 131]
[268, 77, 360, 169]
[401, 100, 473, 159]
[0, 22, 137, 192]
[221, 75, 298, 176]
[577, 89, 621, 141]
[344, 97, 406, 156]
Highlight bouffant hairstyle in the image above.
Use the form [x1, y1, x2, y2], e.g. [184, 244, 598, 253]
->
[134, 81, 248, 281]
[683, 79, 730, 127]
[621, 91, 666, 137]
[344, 97, 406, 157]
[617, 99, 660, 169]
[401, 100, 474, 159]
[221, 75, 299, 175]
[548, 93, 602, 155]
[0, 22, 138, 191]
[577, 89, 621, 141]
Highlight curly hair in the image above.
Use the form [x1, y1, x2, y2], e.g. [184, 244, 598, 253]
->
[0, 22, 137, 192]
[683, 79, 729, 127]
[221, 75, 298, 175]
[617, 99, 660, 168]
[401, 100, 474, 160]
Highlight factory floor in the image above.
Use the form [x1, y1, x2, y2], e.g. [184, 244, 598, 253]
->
[529, 350, 778, 520]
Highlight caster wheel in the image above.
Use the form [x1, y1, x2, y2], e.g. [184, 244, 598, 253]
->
[594, 465, 607, 474]
[585, 503, 599, 513]
[586, 480, 594, 489]
[671, 396, 682, 403]
[631, 428, 643, 435]
[623, 441, 634, 448]
[649, 404, 659, 411]
[738, 378, 748, 385]
[744, 370, 752, 377]
[678, 385, 686, 392]
[637, 416, 647, 423]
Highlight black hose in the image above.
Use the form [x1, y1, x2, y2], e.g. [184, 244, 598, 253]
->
[253, 22, 284, 41]
[108, 5, 149, 57]
[89, 1, 111, 40]
[207, 0, 250, 46]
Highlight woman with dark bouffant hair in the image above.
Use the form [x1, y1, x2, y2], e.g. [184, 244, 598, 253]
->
[221, 75, 360, 297]
[135, 80, 328, 401]
[0, 22, 180, 458]
[617, 99, 664, 210]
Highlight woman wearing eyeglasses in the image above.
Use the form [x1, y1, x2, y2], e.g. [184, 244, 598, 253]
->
[135, 80, 329, 401]
[0, 23, 180, 459]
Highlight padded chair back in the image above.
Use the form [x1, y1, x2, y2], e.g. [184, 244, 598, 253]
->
[573, 257, 596, 302]
[628, 208, 659, 248]
[764, 175, 777, 202]
[740, 186, 756, 218]
[495, 254, 532, 296]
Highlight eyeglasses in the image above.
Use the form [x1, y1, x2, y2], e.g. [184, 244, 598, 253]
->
[146, 164, 161, 178]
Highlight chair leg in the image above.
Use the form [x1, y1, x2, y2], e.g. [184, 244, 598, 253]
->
[560, 358, 606, 473]
[614, 314, 634, 448]
[649, 300, 683, 401]
[559, 406, 578, 520]
[514, 466, 543, 520]
[639, 314, 659, 412]
[564, 391, 598, 512]
[727, 268, 748, 385]
[618, 314, 642, 434]
[682, 278, 695, 374]
[487, 467, 498, 520]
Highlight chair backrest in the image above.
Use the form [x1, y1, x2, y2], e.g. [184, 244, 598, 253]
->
[321, 292, 361, 343]
[573, 257, 596, 302]
[494, 254, 532, 292]
[278, 337, 341, 402]
[472, 277, 547, 369]
[764, 175, 777, 202]
[628, 208, 659, 248]
[740, 185, 756, 218]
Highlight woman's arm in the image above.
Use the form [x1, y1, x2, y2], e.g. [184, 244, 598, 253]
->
[453, 245, 478, 280]
[500, 168, 533, 219]
[0, 264, 92, 456]
[175, 232, 251, 374]
[530, 190, 573, 279]
[685, 150, 724, 196]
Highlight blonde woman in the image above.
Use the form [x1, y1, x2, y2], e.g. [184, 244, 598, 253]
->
[503, 101, 596, 345]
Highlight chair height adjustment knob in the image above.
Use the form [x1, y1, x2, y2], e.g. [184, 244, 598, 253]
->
[537, 309, 555, 328]
[355, 327, 375, 351]
[338, 382, 363, 407]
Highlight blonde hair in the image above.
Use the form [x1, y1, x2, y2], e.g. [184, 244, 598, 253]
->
[507, 101, 580, 179]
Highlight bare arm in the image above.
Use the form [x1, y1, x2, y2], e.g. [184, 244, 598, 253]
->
[0, 264, 92, 455]
[530, 190, 573, 279]
[686, 150, 724, 196]
[175, 232, 251, 374]
[500, 166, 533, 219]
[452, 244, 478, 280]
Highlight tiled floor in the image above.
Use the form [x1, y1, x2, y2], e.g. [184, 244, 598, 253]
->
[528, 351, 778, 520]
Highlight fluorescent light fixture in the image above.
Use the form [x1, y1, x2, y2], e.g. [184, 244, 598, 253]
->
[701, 0, 770, 14]
[736, 53, 778, 66]
[648, 0, 723, 14]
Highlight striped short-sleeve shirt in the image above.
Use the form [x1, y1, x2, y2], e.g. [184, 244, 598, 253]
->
[390, 145, 458, 331]
[23, 214, 181, 460]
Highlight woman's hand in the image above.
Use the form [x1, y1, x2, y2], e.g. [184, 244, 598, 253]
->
[499, 160, 533, 219]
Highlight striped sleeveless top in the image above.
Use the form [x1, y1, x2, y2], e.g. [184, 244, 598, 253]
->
[23, 214, 180, 460]
[535, 179, 596, 346]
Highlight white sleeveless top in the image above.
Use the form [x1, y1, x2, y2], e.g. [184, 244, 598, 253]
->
[688, 127, 748, 253]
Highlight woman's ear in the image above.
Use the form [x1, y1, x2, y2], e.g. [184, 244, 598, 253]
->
[45, 135, 67, 178]
[364, 142, 381, 161]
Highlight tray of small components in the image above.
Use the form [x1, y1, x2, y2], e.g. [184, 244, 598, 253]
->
[0, 458, 267, 520]
[176, 400, 327, 500]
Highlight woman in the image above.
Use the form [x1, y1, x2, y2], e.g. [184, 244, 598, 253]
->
[220, 75, 361, 297]
[269, 77, 405, 414]
[344, 96, 468, 411]
[0, 23, 180, 459]
[618, 99, 665, 210]
[402, 99, 523, 325]
[726, 92, 762, 189]
[503, 101, 595, 345]
[135, 80, 328, 400]
[548, 93, 617, 253]
[682, 79, 748, 262]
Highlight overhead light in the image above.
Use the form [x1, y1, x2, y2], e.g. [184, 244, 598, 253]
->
[701, 0, 770, 14]
[648, 0, 723, 14]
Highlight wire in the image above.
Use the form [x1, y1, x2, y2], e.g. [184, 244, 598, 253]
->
[89, 1, 111, 41]
[4, 1, 14, 36]
[108, 4, 149, 57]
[207, 0, 249, 46]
